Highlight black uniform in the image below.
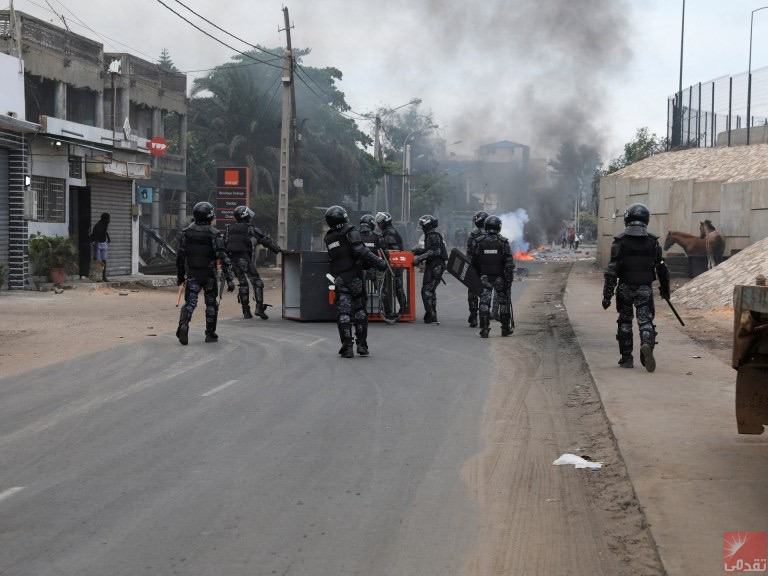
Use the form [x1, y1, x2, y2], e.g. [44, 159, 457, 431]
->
[358, 221, 382, 284]
[225, 221, 281, 319]
[325, 223, 387, 358]
[413, 225, 447, 324]
[602, 206, 670, 372]
[466, 226, 485, 326]
[471, 229, 515, 338]
[176, 223, 234, 344]
[379, 225, 408, 319]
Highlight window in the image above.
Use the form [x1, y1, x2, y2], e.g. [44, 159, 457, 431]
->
[69, 157, 83, 179]
[31, 176, 66, 223]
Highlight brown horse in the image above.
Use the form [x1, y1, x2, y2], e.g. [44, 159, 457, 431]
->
[699, 220, 726, 269]
[663, 230, 706, 256]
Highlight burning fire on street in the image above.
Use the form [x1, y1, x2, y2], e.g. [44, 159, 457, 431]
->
[514, 250, 534, 261]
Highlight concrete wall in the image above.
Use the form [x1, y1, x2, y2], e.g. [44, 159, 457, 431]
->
[597, 173, 768, 268]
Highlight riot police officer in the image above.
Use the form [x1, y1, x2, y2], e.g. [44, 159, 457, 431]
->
[602, 203, 670, 372]
[359, 214, 382, 282]
[413, 214, 447, 324]
[176, 202, 235, 345]
[224, 205, 282, 319]
[470, 215, 515, 338]
[324, 206, 388, 358]
[375, 211, 407, 322]
[466, 210, 488, 327]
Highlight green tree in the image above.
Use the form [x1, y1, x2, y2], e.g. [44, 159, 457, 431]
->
[410, 172, 451, 219]
[606, 127, 667, 174]
[158, 48, 178, 72]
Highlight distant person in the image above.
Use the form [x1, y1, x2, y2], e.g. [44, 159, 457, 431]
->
[602, 203, 670, 372]
[375, 211, 407, 322]
[466, 211, 488, 327]
[89, 212, 111, 282]
[224, 205, 281, 320]
[358, 214, 385, 315]
[568, 229, 576, 249]
[470, 215, 515, 338]
[324, 206, 388, 358]
[176, 202, 235, 345]
[412, 214, 447, 324]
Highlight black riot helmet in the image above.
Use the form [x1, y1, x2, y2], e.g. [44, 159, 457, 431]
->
[360, 214, 375, 229]
[233, 205, 255, 223]
[624, 203, 650, 227]
[375, 211, 393, 229]
[473, 210, 489, 229]
[193, 201, 215, 224]
[418, 214, 438, 233]
[325, 205, 349, 229]
[484, 215, 502, 234]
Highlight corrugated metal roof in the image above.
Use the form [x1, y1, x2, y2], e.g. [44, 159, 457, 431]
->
[610, 143, 768, 182]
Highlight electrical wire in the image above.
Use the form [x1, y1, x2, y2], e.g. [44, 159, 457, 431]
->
[171, 0, 283, 60]
[154, 0, 283, 70]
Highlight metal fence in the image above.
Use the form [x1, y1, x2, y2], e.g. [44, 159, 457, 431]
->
[667, 64, 768, 147]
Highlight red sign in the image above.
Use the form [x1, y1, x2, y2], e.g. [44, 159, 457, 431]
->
[148, 136, 168, 157]
[724, 532, 767, 573]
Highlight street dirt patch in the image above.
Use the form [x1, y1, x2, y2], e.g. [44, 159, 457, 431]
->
[0, 281, 282, 379]
[461, 262, 664, 575]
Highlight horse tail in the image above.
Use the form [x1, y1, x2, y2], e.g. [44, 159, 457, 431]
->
[713, 233, 725, 264]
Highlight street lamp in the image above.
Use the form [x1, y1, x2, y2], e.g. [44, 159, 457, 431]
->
[747, 6, 768, 145]
[401, 124, 438, 224]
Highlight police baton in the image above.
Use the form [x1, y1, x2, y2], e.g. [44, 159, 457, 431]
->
[663, 296, 685, 326]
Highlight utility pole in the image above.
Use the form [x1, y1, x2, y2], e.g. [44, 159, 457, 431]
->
[277, 7, 293, 262]
[372, 115, 382, 212]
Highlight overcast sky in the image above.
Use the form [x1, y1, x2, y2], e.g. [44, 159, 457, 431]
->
[10, 0, 768, 162]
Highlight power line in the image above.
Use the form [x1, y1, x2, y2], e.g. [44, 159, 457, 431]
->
[154, 0, 283, 70]
[171, 0, 282, 60]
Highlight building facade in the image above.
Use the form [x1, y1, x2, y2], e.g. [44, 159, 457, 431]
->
[0, 9, 188, 289]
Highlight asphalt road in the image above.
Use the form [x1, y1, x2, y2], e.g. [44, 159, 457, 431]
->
[0, 261, 660, 576]
[0, 271, 499, 576]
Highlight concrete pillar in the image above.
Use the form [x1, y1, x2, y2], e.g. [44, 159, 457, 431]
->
[95, 90, 104, 128]
[55, 82, 66, 119]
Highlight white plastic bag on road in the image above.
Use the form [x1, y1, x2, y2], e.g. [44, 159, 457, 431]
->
[553, 453, 602, 469]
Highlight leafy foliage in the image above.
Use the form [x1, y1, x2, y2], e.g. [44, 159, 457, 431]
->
[606, 128, 667, 174]
[28, 232, 78, 276]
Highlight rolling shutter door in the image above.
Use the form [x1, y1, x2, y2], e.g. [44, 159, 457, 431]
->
[0, 149, 9, 276]
[90, 177, 132, 276]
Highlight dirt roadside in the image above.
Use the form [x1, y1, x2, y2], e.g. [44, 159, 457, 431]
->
[0, 279, 283, 379]
[0, 270, 734, 380]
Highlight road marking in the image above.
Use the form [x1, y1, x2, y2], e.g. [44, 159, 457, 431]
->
[0, 487, 26, 503]
[306, 338, 325, 347]
[201, 380, 239, 397]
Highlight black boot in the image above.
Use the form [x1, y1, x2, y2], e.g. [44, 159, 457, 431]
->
[618, 354, 634, 368]
[640, 343, 656, 373]
[242, 306, 253, 319]
[176, 309, 190, 345]
[338, 324, 354, 358]
[255, 302, 269, 320]
[205, 319, 218, 343]
[468, 312, 478, 327]
[101, 260, 108, 283]
[355, 322, 369, 356]
[500, 314, 513, 336]
[479, 313, 490, 338]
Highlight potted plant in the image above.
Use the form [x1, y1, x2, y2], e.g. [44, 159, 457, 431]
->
[28, 232, 78, 284]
